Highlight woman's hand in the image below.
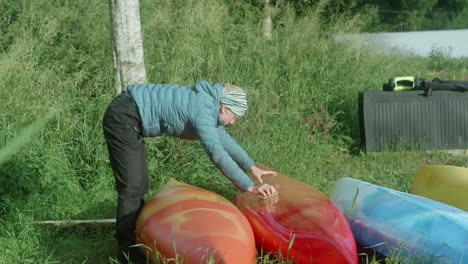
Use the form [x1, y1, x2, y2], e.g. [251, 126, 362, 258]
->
[249, 165, 277, 184]
[247, 183, 279, 197]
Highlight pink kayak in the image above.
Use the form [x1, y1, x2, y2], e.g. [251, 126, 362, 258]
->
[235, 164, 357, 264]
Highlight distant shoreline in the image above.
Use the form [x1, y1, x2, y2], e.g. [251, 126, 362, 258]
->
[334, 29, 468, 58]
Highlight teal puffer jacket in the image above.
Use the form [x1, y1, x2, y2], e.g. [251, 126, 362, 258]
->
[126, 80, 255, 191]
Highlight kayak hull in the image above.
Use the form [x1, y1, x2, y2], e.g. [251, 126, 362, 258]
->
[136, 179, 256, 264]
[235, 164, 358, 264]
[330, 177, 468, 263]
[410, 164, 468, 211]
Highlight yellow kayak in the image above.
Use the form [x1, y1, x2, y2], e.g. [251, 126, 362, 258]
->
[410, 165, 468, 211]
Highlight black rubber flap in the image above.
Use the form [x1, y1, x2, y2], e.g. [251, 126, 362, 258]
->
[359, 90, 468, 151]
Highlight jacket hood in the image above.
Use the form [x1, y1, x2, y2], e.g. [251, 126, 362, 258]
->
[193, 80, 223, 106]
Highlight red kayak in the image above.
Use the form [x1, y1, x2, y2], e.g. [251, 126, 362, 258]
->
[235, 164, 357, 264]
[136, 179, 256, 264]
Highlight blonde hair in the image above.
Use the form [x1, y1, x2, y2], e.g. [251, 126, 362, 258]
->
[222, 83, 245, 94]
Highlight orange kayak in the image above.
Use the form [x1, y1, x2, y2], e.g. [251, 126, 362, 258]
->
[136, 179, 256, 263]
[235, 164, 357, 264]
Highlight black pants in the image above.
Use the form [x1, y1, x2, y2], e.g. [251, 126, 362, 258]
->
[102, 93, 149, 263]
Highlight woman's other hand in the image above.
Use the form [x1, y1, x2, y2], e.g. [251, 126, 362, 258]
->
[249, 165, 277, 184]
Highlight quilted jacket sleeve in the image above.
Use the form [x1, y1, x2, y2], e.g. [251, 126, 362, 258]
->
[193, 114, 255, 192]
[217, 127, 255, 171]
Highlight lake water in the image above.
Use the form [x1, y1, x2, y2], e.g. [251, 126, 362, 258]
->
[335, 29, 468, 58]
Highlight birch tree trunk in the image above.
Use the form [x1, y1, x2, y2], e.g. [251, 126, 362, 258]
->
[262, 0, 273, 39]
[109, 0, 147, 94]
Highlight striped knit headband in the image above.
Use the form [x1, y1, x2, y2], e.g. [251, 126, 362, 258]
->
[220, 91, 248, 116]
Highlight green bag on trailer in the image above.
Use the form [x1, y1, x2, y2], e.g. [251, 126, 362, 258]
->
[383, 76, 468, 95]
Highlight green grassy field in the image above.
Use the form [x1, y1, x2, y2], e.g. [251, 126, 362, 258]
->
[1, 0, 467, 263]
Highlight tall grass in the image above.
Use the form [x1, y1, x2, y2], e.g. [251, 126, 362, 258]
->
[1, 0, 467, 263]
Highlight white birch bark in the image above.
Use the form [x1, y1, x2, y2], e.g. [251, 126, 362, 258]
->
[262, 0, 273, 39]
[109, 0, 147, 94]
